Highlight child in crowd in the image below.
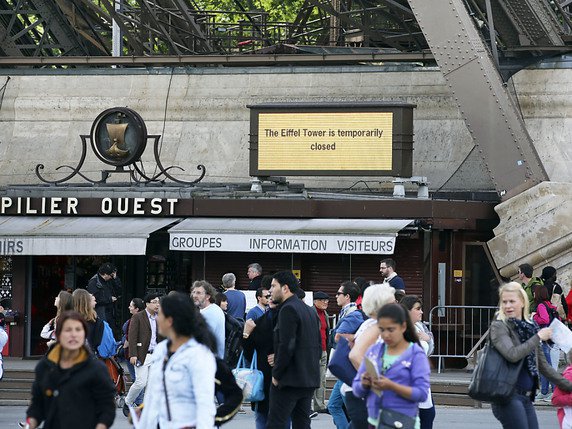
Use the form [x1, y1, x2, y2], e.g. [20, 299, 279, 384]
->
[552, 349, 572, 429]
[352, 303, 430, 429]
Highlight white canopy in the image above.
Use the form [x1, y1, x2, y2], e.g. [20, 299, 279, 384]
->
[0, 217, 179, 255]
[169, 218, 413, 254]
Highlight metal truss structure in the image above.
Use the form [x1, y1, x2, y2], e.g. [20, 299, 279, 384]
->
[0, 0, 570, 70]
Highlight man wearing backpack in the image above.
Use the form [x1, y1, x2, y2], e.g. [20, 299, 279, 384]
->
[541, 266, 568, 320]
[518, 263, 543, 312]
[327, 281, 363, 429]
[215, 294, 244, 368]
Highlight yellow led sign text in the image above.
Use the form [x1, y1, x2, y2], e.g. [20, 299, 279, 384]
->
[258, 112, 393, 170]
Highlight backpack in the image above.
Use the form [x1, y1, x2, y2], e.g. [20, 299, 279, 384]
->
[541, 302, 560, 326]
[549, 282, 568, 320]
[524, 277, 544, 311]
[214, 357, 243, 426]
[97, 320, 117, 358]
[224, 313, 244, 368]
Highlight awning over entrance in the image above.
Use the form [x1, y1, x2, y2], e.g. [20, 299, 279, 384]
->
[0, 217, 180, 255]
[169, 218, 413, 254]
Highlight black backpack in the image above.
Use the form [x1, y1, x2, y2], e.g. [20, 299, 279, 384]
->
[224, 313, 244, 368]
[215, 357, 243, 427]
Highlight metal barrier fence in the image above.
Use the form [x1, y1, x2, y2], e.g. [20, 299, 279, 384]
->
[428, 305, 497, 373]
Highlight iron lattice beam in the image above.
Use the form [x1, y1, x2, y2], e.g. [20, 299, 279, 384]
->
[0, 0, 105, 56]
[0, 0, 570, 63]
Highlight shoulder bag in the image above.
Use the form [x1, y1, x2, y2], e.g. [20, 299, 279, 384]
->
[468, 334, 524, 404]
[327, 336, 356, 386]
[232, 351, 265, 402]
[377, 408, 416, 429]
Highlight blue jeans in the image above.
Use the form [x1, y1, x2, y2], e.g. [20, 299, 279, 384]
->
[540, 342, 553, 395]
[327, 380, 349, 429]
[491, 393, 539, 429]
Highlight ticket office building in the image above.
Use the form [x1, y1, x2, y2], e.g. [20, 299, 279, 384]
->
[0, 193, 499, 357]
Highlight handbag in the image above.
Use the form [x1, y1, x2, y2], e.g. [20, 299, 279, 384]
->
[327, 336, 356, 386]
[377, 408, 416, 429]
[232, 351, 265, 402]
[468, 336, 524, 404]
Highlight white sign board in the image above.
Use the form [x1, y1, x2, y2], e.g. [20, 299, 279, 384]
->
[243, 290, 314, 314]
[170, 233, 396, 254]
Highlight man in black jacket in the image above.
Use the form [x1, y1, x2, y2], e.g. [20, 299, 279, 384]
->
[267, 270, 321, 429]
[87, 263, 120, 325]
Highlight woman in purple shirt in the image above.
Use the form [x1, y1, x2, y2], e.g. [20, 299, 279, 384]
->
[352, 303, 430, 428]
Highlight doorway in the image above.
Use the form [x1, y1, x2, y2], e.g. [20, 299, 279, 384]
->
[462, 242, 501, 307]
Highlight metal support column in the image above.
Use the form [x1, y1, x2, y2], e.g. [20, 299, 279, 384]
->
[406, 0, 549, 200]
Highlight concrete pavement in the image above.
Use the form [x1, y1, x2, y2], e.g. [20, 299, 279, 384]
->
[0, 405, 560, 428]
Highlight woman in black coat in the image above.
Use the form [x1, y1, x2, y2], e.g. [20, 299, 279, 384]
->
[72, 289, 104, 351]
[25, 311, 116, 429]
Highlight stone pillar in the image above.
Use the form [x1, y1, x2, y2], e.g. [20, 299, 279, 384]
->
[487, 181, 572, 290]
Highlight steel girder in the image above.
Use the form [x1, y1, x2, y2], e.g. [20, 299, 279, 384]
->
[0, 0, 105, 56]
[0, 0, 570, 60]
[407, 0, 549, 199]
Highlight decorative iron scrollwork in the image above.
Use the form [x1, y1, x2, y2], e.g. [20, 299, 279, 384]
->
[35, 107, 206, 185]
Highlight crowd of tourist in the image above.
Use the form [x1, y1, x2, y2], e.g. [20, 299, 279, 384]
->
[11, 260, 572, 429]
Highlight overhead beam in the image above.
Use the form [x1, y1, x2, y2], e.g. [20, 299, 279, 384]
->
[0, 51, 434, 66]
[407, 0, 549, 199]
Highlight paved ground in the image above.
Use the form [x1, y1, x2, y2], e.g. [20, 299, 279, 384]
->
[0, 405, 560, 428]
[2, 360, 560, 428]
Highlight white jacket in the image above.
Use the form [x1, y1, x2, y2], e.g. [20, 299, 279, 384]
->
[138, 337, 216, 429]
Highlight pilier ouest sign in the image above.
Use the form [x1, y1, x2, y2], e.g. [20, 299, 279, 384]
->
[0, 197, 179, 216]
[170, 233, 397, 255]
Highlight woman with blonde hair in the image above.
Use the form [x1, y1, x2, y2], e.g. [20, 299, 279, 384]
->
[349, 284, 396, 368]
[40, 291, 73, 348]
[490, 281, 572, 429]
[72, 289, 104, 352]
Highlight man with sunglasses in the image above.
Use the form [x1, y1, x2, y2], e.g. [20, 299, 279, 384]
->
[328, 281, 362, 429]
[246, 287, 270, 322]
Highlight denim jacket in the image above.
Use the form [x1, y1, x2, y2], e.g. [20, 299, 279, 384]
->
[352, 341, 430, 419]
[139, 337, 216, 429]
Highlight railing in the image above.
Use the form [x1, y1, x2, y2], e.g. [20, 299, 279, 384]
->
[428, 305, 497, 373]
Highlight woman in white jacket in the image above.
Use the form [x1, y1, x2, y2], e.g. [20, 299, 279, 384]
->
[40, 291, 73, 348]
[0, 313, 7, 380]
[138, 292, 217, 429]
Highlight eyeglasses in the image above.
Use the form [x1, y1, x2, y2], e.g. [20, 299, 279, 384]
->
[149, 299, 160, 304]
[264, 295, 271, 298]
[336, 291, 345, 296]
